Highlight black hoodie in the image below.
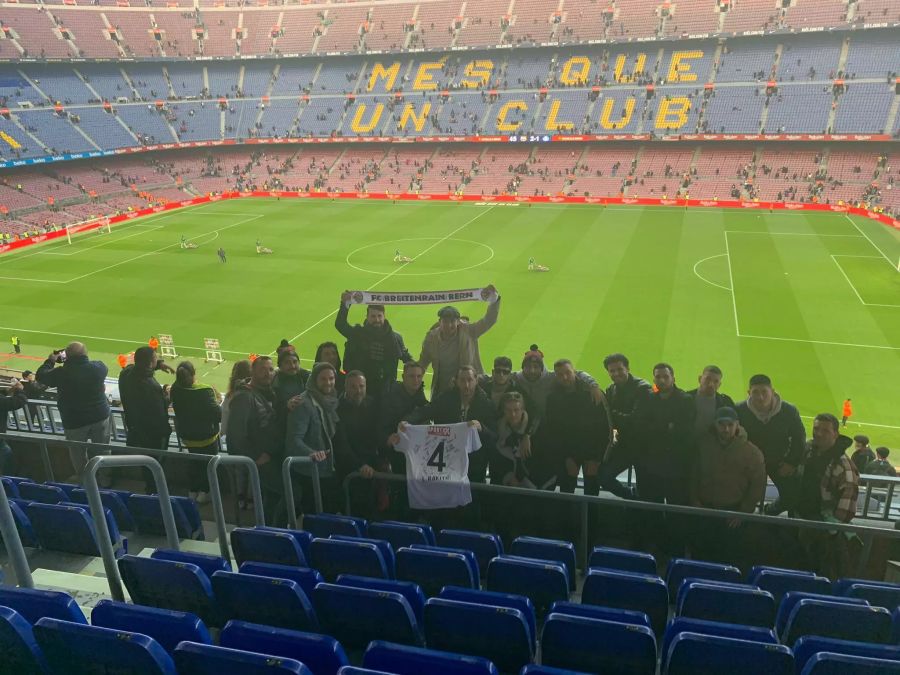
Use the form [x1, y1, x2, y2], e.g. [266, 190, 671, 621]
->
[335, 301, 412, 396]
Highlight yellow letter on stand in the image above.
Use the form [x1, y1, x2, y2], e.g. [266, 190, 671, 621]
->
[351, 103, 385, 133]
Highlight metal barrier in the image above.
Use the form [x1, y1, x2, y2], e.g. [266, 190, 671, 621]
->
[0, 479, 33, 588]
[207, 455, 265, 564]
[282, 456, 322, 530]
[343, 471, 900, 574]
[83, 454, 179, 602]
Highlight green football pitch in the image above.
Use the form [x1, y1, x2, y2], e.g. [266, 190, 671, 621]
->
[1, 198, 898, 448]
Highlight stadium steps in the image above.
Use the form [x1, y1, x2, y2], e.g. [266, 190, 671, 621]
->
[450, 1, 466, 48]
[403, 4, 420, 50]
[98, 13, 128, 59]
[884, 94, 900, 136]
[117, 67, 141, 101]
[160, 65, 177, 99]
[10, 117, 50, 155]
[17, 69, 52, 103]
[202, 66, 211, 97]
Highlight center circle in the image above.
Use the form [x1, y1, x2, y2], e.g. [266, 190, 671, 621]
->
[345, 237, 495, 276]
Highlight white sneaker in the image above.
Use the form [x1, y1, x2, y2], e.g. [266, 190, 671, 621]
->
[195, 491, 210, 505]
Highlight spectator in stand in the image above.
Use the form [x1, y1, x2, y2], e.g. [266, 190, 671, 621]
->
[119, 346, 175, 452]
[544, 359, 611, 496]
[635, 363, 696, 504]
[796, 413, 859, 578]
[419, 286, 500, 396]
[850, 434, 875, 474]
[336, 293, 412, 400]
[169, 361, 222, 504]
[736, 374, 806, 516]
[227, 356, 281, 516]
[864, 447, 896, 477]
[686, 365, 736, 442]
[0, 379, 27, 473]
[406, 365, 496, 484]
[272, 342, 310, 450]
[37, 342, 112, 481]
[220, 359, 252, 452]
[338, 371, 383, 517]
[315, 341, 345, 394]
[285, 361, 348, 515]
[510, 345, 602, 420]
[495, 391, 554, 489]
[20, 370, 49, 428]
[599, 353, 652, 499]
[479, 356, 531, 414]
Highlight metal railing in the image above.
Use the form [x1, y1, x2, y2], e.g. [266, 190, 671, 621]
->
[342, 471, 900, 575]
[283, 456, 323, 530]
[207, 455, 264, 564]
[83, 454, 179, 602]
[0, 478, 33, 588]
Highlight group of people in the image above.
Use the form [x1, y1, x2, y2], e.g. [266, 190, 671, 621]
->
[1, 289, 887, 575]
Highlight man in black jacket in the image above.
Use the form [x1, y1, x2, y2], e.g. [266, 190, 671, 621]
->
[736, 374, 806, 515]
[598, 353, 652, 499]
[337, 293, 412, 400]
[686, 365, 736, 442]
[339, 371, 382, 517]
[37, 342, 112, 479]
[0, 379, 27, 473]
[119, 346, 175, 452]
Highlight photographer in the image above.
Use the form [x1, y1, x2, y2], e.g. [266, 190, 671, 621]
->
[1, 379, 28, 473]
[37, 342, 112, 480]
[118, 346, 176, 452]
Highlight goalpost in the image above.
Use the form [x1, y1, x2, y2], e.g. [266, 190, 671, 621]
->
[65, 218, 111, 244]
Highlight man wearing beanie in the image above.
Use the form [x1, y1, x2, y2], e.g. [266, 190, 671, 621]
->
[511, 344, 603, 421]
[419, 284, 500, 397]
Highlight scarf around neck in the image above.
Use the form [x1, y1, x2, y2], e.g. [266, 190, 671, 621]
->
[306, 362, 340, 439]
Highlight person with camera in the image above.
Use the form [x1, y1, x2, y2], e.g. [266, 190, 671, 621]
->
[0, 378, 28, 474]
[37, 342, 112, 480]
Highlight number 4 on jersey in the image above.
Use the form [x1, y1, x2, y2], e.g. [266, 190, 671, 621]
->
[427, 441, 446, 472]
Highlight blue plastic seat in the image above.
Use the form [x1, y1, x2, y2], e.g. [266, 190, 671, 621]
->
[844, 582, 900, 609]
[330, 535, 395, 574]
[45, 482, 78, 499]
[303, 513, 366, 538]
[424, 597, 533, 672]
[549, 600, 652, 630]
[785, 599, 893, 646]
[1, 499, 38, 547]
[173, 641, 311, 674]
[581, 568, 669, 634]
[34, 617, 176, 674]
[794, 636, 900, 674]
[310, 537, 391, 581]
[231, 527, 308, 567]
[17, 482, 68, 504]
[661, 616, 778, 659]
[212, 570, 318, 632]
[520, 667, 590, 675]
[57, 501, 124, 550]
[486, 555, 569, 618]
[336, 574, 426, 625]
[749, 568, 832, 602]
[662, 632, 793, 675]
[509, 536, 577, 591]
[128, 494, 203, 540]
[589, 545, 658, 576]
[439, 586, 536, 649]
[677, 580, 776, 628]
[777, 592, 869, 639]
[0, 586, 86, 624]
[71, 487, 136, 532]
[834, 578, 900, 596]
[437, 529, 503, 575]
[151, 548, 231, 577]
[541, 612, 657, 674]
[118, 554, 217, 625]
[239, 562, 325, 599]
[221, 620, 350, 675]
[397, 546, 478, 596]
[90, 599, 211, 653]
[666, 558, 742, 596]
[800, 652, 900, 675]
[368, 521, 435, 548]
[258, 527, 315, 557]
[1, 476, 20, 499]
[26, 502, 112, 556]
[313, 583, 423, 649]
[363, 640, 499, 675]
[0, 606, 49, 675]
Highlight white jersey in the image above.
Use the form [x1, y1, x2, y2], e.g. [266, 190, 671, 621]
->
[395, 423, 482, 510]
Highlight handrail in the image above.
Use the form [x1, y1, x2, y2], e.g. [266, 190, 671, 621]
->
[282, 456, 322, 530]
[342, 471, 900, 574]
[0, 480, 33, 588]
[207, 454, 265, 564]
[83, 454, 179, 602]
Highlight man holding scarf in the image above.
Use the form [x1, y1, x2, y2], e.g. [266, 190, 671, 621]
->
[286, 361, 349, 515]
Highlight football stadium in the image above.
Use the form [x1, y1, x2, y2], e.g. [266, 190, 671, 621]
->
[1, 1, 900, 673]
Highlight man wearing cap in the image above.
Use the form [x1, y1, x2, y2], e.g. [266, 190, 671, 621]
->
[690, 406, 766, 562]
[419, 285, 500, 397]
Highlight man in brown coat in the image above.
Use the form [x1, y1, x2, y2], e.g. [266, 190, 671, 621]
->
[690, 406, 766, 564]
